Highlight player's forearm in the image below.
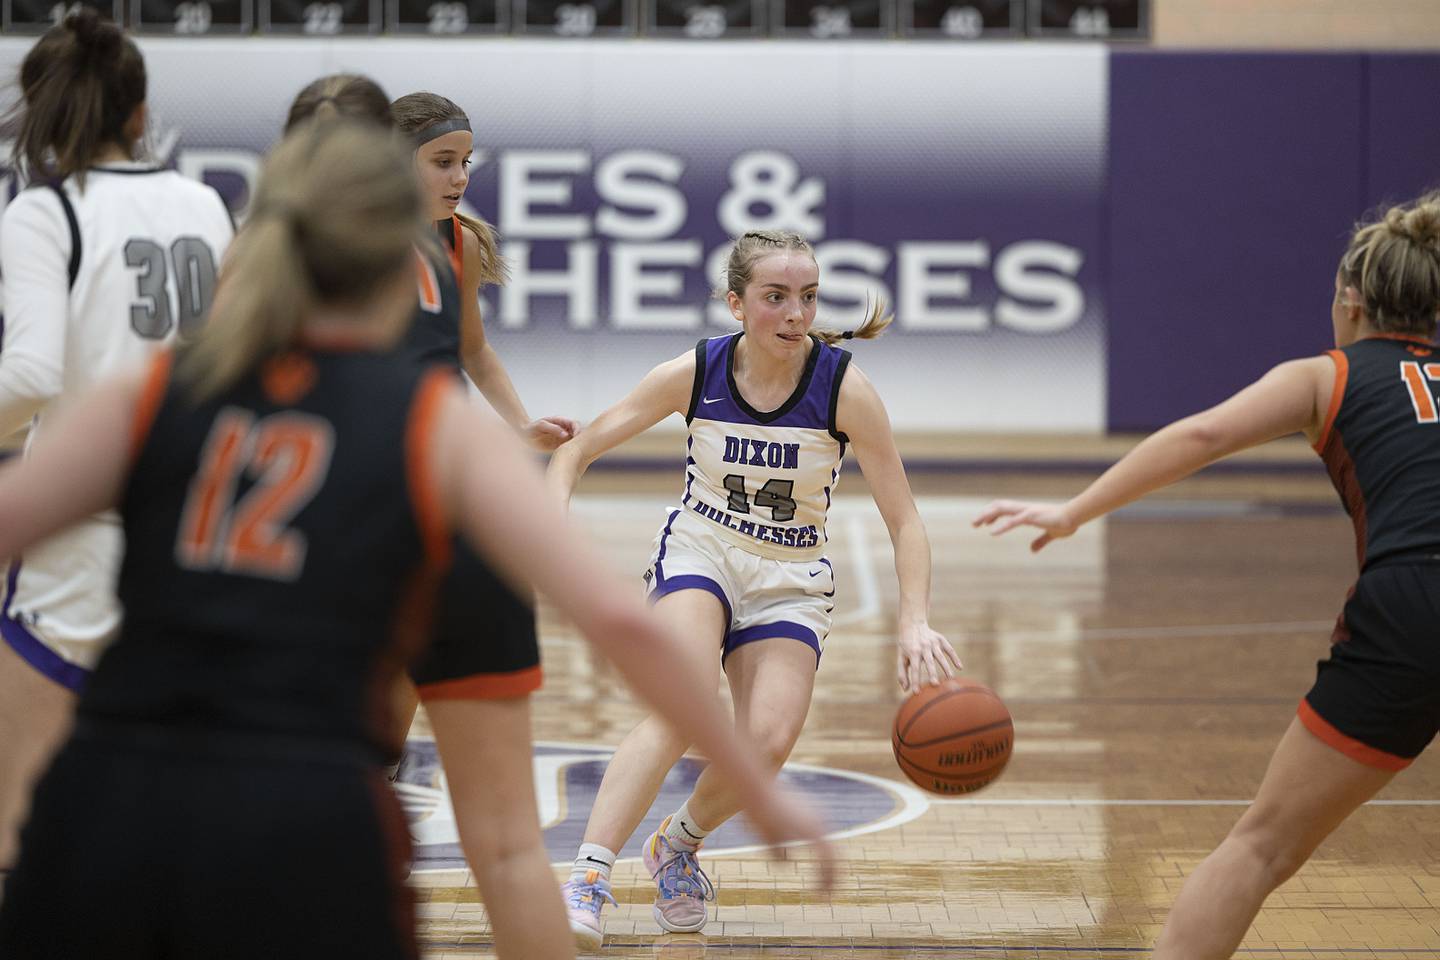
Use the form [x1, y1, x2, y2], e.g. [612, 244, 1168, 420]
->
[463, 343, 531, 430]
[544, 440, 588, 505]
[1066, 417, 1230, 527]
[890, 517, 933, 624]
[585, 603, 776, 810]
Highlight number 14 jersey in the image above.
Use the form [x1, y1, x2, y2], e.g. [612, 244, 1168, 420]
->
[682, 333, 851, 563]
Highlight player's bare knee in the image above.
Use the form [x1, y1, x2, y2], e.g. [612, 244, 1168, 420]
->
[756, 728, 801, 771]
[1228, 816, 1310, 888]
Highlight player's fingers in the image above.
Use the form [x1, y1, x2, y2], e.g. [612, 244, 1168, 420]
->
[934, 646, 957, 678]
[548, 417, 580, 438]
[814, 837, 838, 891]
[923, 650, 943, 686]
[971, 501, 1014, 527]
[989, 512, 1033, 536]
[1030, 532, 1052, 552]
[943, 641, 965, 672]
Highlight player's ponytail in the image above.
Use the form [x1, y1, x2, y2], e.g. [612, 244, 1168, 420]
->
[285, 74, 393, 133]
[177, 121, 420, 402]
[1340, 191, 1440, 338]
[390, 92, 508, 287]
[809, 302, 893, 346]
[5, 9, 146, 186]
[721, 230, 893, 345]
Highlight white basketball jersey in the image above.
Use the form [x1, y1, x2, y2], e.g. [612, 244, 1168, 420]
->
[681, 333, 851, 563]
[0, 163, 233, 663]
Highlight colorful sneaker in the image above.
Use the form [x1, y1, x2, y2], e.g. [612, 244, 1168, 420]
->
[642, 820, 715, 934]
[562, 869, 616, 952]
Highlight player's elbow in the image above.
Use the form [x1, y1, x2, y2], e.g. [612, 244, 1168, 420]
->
[0, 355, 62, 407]
[1173, 413, 1232, 458]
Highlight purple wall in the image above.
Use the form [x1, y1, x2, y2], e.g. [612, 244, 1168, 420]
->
[1105, 52, 1440, 431]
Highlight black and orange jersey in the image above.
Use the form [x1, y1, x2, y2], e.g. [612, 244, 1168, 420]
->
[436, 215, 464, 280]
[80, 347, 538, 762]
[1316, 334, 1440, 570]
[405, 245, 463, 372]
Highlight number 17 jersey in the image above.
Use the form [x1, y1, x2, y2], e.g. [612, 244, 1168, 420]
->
[682, 333, 851, 563]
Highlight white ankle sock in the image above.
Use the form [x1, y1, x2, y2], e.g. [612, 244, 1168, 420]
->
[664, 801, 711, 851]
[571, 843, 617, 885]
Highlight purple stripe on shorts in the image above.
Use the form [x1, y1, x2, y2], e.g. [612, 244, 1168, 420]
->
[649, 574, 732, 627]
[0, 615, 89, 692]
[653, 509, 681, 580]
[818, 557, 836, 598]
[722, 620, 821, 667]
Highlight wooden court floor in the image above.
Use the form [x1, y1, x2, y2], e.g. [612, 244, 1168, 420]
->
[406, 456, 1439, 959]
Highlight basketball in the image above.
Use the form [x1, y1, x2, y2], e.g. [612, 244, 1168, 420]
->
[892, 678, 1013, 795]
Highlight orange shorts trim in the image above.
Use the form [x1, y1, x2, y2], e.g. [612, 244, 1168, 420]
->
[1297, 699, 1412, 772]
[418, 665, 542, 702]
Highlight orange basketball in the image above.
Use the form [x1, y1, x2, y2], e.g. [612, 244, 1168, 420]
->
[892, 678, 1013, 795]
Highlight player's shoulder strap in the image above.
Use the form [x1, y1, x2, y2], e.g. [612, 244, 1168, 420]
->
[685, 337, 710, 424]
[43, 181, 81, 290]
[826, 346, 853, 445]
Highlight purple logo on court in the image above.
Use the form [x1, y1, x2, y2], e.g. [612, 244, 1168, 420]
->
[395, 741, 926, 871]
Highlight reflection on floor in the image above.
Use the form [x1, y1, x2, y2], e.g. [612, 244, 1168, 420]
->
[409, 475, 1440, 959]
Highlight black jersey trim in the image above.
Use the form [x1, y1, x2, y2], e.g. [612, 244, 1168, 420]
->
[44, 183, 81, 290]
[725, 332, 821, 424]
[827, 349, 853, 445]
[88, 166, 168, 176]
[685, 338, 708, 424]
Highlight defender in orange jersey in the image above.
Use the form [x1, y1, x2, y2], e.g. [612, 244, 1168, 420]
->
[976, 191, 1440, 960]
[391, 91, 578, 451]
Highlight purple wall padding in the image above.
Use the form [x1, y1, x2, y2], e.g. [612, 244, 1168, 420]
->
[1366, 55, 1440, 205]
[1106, 52, 1367, 430]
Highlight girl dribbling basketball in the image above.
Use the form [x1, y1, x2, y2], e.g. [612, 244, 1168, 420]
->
[548, 229, 961, 950]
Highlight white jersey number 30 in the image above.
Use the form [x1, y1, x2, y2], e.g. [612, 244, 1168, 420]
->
[125, 236, 220, 340]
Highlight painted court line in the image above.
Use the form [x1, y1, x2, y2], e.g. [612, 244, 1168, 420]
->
[931, 798, 1440, 807]
[419, 942, 1440, 955]
[833, 513, 881, 628]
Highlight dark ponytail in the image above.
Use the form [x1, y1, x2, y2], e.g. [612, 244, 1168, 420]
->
[6, 9, 147, 185]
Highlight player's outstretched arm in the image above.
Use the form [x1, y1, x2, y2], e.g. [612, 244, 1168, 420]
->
[838, 364, 962, 694]
[0, 370, 140, 560]
[431, 385, 837, 884]
[544, 350, 695, 505]
[974, 356, 1333, 551]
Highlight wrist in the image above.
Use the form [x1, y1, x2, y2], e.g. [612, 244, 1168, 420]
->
[897, 608, 928, 628]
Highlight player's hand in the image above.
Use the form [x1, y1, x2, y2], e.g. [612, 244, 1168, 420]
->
[523, 416, 579, 451]
[741, 780, 839, 892]
[896, 620, 962, 695]
[972, 499, 1079, 553]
